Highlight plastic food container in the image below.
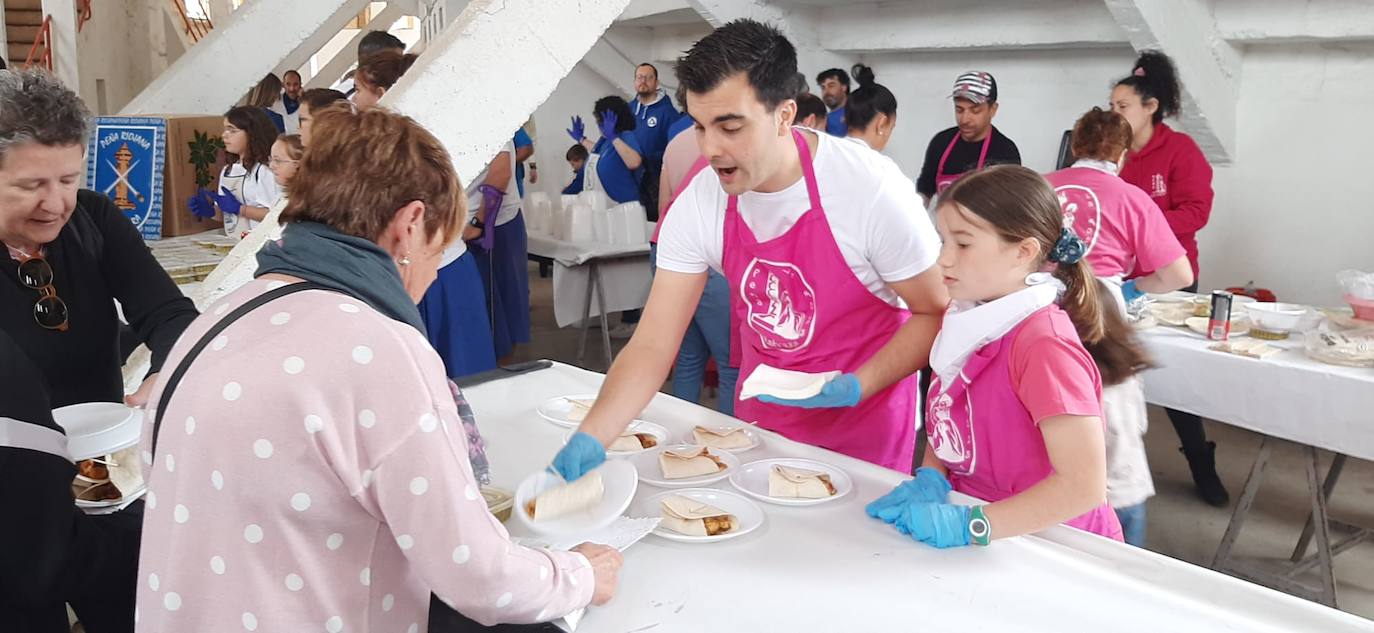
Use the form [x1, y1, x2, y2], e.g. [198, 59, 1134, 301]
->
[1345, 294, 1374, 322]
[52, 402, 143, 460]
[482, 487, 514, 523]
[1243, 302, 1310, 337]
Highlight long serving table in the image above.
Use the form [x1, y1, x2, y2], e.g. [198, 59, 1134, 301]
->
[463, 362, 1374, 632]
[525, 232, 653, 367]
[1140, 325, 1374, 608]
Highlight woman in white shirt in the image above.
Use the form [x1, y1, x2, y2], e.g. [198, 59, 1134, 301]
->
[216, 106, 281, 239]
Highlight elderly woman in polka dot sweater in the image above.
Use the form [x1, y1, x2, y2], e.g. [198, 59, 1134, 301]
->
[135, 106, 622, 632]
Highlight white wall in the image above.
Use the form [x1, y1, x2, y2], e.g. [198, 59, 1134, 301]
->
[859, 44, 1371, 306]
[526, 62, 621, 198]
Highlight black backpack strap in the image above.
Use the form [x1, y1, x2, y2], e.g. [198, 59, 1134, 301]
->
[151, 282, 337, 457]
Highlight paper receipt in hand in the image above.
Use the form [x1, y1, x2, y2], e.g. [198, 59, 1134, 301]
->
[525, 471, 604, 521]
[659, 495, 736, 536]
[768, 465, 837, 499]
[738, 364, 841, 400]
[659, 446, 727, 479]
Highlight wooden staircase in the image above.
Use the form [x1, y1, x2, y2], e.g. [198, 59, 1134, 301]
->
[6, 0, 46, 65]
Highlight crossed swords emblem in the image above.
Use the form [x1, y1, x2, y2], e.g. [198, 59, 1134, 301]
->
[103, 157, 145, 201]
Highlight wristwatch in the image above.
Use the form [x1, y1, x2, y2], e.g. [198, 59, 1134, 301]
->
[468, 216, 485, 230]
[969, 505, 991, 546]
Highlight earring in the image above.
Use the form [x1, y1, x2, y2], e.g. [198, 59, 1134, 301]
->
[398, 255, 412, 266]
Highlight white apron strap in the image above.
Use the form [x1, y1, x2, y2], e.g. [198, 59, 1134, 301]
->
[0, 416, 70, 462]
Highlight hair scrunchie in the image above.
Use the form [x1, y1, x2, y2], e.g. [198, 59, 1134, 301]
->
[1048, 227, 1086, 265]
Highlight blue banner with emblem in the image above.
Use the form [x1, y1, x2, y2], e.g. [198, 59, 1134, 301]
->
[86, 117, 167, 241]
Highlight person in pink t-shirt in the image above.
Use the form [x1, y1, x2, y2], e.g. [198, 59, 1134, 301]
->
[868, 165, 1148, 547]
[1046, 108, 1193, 547]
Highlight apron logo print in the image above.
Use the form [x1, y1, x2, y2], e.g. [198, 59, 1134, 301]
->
[741, 258, 817, 353]
[929, 389, 976, 476]
[1151, 173, 1167, 198]
[1054, 184, 1101, 255]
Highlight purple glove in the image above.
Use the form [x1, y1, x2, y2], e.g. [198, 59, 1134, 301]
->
[476, 184, 503, 251]
[598, 110, 619, 142]
[566, 115, 586, 142]
[187, 188, 216, 218]
[213, 186, 242, 216]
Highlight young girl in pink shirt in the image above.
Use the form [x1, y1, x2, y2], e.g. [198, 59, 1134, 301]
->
[868, 165, 1146, 546]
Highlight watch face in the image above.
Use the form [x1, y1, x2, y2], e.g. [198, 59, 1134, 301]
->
[969, 518, 990, 539]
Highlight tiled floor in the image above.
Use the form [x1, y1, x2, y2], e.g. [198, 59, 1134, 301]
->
[510, 262, 1374, 623]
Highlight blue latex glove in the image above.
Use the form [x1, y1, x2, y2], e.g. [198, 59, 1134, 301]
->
[566, 115, 586, 142]
[187, 188, 216, 218]
[598, 110, 619, 142]
[477, 184, 503, 251]
[866, 467, 952, 520]
[1121, 279, 1145, 305]
[894, 503, 972, 548]
[552, 431, 605, 482]
[213, 186, 242, 216]
[757, 373, 861, 409]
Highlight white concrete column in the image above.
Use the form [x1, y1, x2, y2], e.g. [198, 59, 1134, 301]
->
[120, 0, 370, 115]
[304, 1, 407, 90]
[1104, 0, 1240, 164]
[40, 0, 80, 89]
[383, 0, 634, 183]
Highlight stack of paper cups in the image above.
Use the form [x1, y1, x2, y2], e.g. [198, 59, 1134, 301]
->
[553, 206, 570, 241]
[578, 190, 610, 213]
[560, 194, 578, 212]
[526, 193, 551, 234]
[569, 204, 596, 243]
[592, 209, 612, 243]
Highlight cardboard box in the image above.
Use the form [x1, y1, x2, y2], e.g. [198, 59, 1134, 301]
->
[155, 115, 228, 238]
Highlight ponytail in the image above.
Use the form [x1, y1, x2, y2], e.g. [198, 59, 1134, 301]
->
[1115, 50, 1181, 124]
[1055, 260, 1155, 385]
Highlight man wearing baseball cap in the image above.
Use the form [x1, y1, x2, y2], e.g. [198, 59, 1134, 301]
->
[915, 70, 1021, 204]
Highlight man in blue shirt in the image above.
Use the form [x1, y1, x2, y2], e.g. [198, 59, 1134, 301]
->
[631, 63, 679, 221]
[512, 127, 533, 198]
[816, 67, 850, 137]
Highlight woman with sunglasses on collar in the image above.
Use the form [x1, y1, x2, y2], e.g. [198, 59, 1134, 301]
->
[0, 69, 198, 411]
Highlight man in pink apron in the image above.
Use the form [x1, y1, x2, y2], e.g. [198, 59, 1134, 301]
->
[551, 19, 948, 480]
[915, 71, 1022, 206]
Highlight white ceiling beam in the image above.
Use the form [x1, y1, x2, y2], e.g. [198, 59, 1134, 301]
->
[685, 0, 849, 80]
[820, 0, 1125, 54]
[304, 2, 408, 90]
[382, 0, 634, 184]
[121, 0, 370, 115]
[1213, 0, 1374, 44]
[617, 0, 692, 23]
[1105, 0, 1240, 164]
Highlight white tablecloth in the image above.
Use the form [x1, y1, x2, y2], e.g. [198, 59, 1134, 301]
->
[527, 232, 653, 328]
[1139, 326, 1374, 461]
[463, 362, 1372, 632]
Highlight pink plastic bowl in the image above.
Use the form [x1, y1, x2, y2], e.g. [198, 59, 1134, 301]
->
[1347, 294, 1374, 321]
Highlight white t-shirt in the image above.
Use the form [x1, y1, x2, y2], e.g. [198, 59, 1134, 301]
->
[218, 161, 281, 238]
[656, 130, 940, 306]
[269, 98, 300, 134]
[465, 141, 522, 227]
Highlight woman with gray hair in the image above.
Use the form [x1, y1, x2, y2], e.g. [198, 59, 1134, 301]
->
[0, 69, 195, 632]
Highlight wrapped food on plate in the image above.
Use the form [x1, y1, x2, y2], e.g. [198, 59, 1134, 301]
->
[564, 398, 595, 422]
[608, 431, 659, 452]
[692, 425, 752, 450]
[659, 495, 736, 536]
[72, 446, 144, 504]
[659, 446, 726, 479]
[768, 465, 837, 499]
[524, 471, 604, 521]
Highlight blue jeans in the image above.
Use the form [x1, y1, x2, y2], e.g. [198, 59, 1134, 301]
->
[1115, 503, 1147, 548]
[672, 269, 738, 416]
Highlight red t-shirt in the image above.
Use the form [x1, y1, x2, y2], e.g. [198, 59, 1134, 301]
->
[1117, 123, 1214, 279]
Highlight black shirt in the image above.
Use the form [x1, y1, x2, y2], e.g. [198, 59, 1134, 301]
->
[915, 125, 1022, 198]
[0, 329, 141, 633]
[1, 190, 198, 407]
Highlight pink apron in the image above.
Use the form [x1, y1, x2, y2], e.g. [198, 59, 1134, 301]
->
[934, 129, 993, 194]
[723, 129, 918, 472]
[927, 308, 1124, 540]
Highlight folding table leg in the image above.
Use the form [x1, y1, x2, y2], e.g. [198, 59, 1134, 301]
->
[576, 261, 595, 363]
[593, 262, 612, 368]
[1213, 438, 1272, 568]
[1291, 454, 1348, 563]
[1304, 446, 1339, 608]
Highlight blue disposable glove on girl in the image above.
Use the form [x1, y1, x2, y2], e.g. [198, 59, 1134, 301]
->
[865, 467, 952, 520]
[566, 116, 586, 143]
[598, 110, 619, 142]
[213, 186, 242, 216]
[893, 503, 971, 549]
